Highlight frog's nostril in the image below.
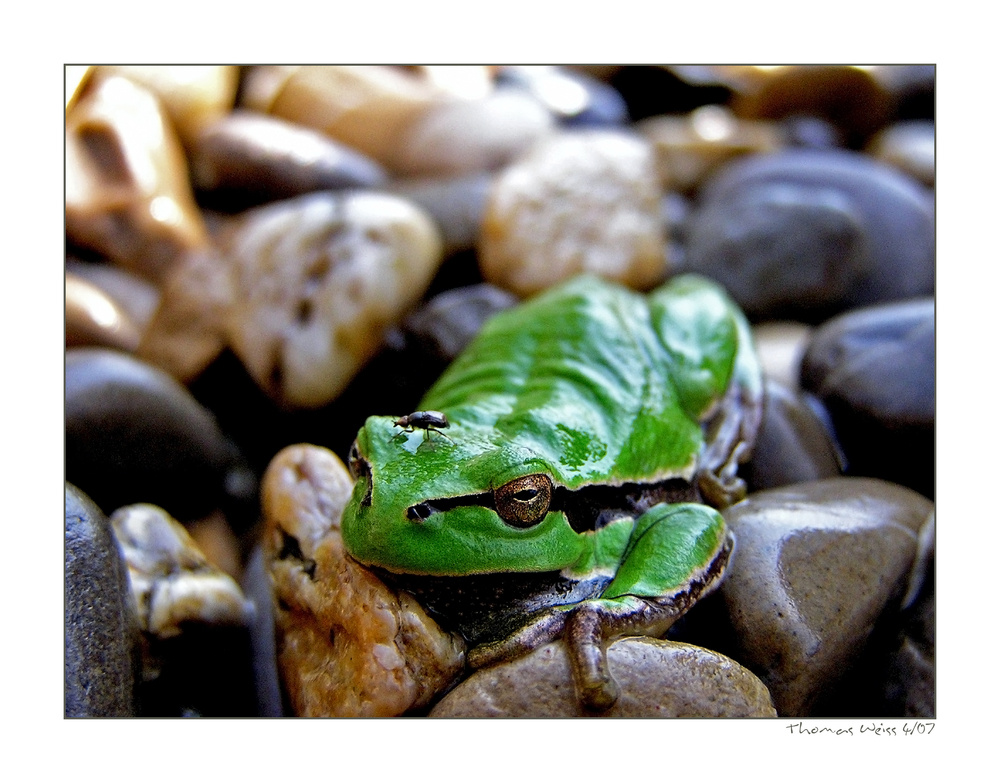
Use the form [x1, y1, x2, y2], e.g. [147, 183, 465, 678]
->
[407, 502, 434, 522]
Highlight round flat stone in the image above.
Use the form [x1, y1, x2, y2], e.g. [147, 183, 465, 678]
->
[430, 638, 776, 717]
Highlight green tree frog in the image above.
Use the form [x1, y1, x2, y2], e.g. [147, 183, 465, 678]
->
[342, 274, 763, 711]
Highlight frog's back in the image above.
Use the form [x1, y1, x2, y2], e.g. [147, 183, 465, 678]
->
[420, 274, 749, 489]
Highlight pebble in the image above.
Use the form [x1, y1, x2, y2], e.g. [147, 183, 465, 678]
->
[96, 65, 240, 149]
[66, 348, 237, 520]
[241, 65, 444, 172]
[731, 65, 894, 145]
[111, 503, 252, 641]
[800, 298, 934, 498]
[224, 190, 444, 408]
[714, 478, 934, 716]
[685, 148, 935, 321]
[478, 129, 668, 296]
[65, 484, 139, 716]
[884, 530, 935, 717]
[390, 87, 555, 177]
[867, 120, 935, 187]
[66, 257, 161, 332]
[65, 73, 210, 282]
[262, 444, 466, 716]
[742, 378, 843, 493]
[241, 544, 285, 716]
[66, 272, 142, 352]
[430, 638, 776, 717]
[638, 104, 783, 193]
[136, 246, 234, 384]
[109, 503, 257, 716]
[402, 283, 519, 363]
[190, 110, 389, 210]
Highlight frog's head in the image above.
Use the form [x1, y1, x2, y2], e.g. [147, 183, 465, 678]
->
[340, 414, 586, 576]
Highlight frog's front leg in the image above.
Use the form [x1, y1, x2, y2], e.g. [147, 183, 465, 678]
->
[470, 502, 733, 712]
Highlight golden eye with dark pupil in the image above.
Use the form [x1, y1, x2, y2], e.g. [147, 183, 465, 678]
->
[494, 474, 553, 528]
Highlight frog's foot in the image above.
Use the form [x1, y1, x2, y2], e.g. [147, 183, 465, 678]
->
[465, 602, 623, 713]
[466, 607, 570, 671]
[697, 370, 763, 509]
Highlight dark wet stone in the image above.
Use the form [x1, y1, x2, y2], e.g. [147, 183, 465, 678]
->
[742, 379, 843, 492]
[685, 148, 935, 322]
[241, 545, 285, 716]
[65, 484, 140, 716]
[66, 348, 239, 520]
[884, 548, 935, 717]
[403, 283, 519, 363]
[800, 298, 934, 498]
[190, 110, 388, 211]
[706, 478, 934, 717]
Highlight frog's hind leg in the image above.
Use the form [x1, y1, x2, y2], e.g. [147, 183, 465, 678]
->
[466, 607, 570, 671]
[567, 502, 734, 711]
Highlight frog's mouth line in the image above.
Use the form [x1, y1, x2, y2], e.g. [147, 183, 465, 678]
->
[406, 477, 700, 534]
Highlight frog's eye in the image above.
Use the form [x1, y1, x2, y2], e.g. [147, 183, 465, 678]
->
[494, 474, 553, 528]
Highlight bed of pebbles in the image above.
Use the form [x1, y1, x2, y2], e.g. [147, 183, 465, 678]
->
[64, 64, 934, 718]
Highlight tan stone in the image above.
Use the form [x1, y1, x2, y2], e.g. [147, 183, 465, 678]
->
[478, 130, 668, 297]
[67, 258, 161, 331]
[241, 65, 444, 171]
[97, 65, 240, 149]
[66, 272, 142, 352]
[262, 445, 465, 716]
[391, 89, 554, 177]
[867, 121, 935, 188]
[224, 191, 443, 408]
[110, 504, 251, 642]
[136, 246, 234, 383]
[638, 105, 783, 193]
[430, 638, 776, 717]
[65, 74, 210, 282]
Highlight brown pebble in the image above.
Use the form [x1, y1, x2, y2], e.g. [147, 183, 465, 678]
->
[478, 130, 668, 296]
[66, 272, 142, 352]
[262, 445, 465, 716]
[66, 73, 210, 282]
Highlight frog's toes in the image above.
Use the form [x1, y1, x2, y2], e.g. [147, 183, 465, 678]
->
[566, 603, 621, 712]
